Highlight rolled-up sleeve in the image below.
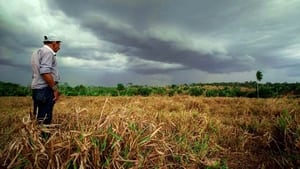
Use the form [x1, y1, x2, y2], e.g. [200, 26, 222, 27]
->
[39, 50, 53, 74]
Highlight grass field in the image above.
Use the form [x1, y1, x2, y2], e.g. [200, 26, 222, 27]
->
[0, 96, 299, 168]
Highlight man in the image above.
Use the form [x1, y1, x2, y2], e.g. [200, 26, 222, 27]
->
[31, 35, 61, 125]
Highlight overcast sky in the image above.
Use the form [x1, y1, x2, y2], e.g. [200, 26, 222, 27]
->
[1, 0, 300, 86]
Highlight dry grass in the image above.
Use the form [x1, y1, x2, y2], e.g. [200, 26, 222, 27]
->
[0, 96, 299, 169]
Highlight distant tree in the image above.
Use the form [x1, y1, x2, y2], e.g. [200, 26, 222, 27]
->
[205, 89, 219, 97]
[256, 70, 263, 98]
[117, 83, 125, 91]
[152, 87, 167, 96]
[189, 87, 204, 96]
[137, 87, 152, 96]
[171, 84, 177, 89]
[126, 87, 139, 96]
[117, 83, 125, 96]
[74, 85, 87, 96]
[168, 89, 176, 96]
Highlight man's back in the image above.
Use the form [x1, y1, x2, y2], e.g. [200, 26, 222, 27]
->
[31, 46, 59, 89]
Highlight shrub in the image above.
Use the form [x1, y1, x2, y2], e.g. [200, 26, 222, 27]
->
[189, 87, 204, 96]
[137, 87, 152, 96]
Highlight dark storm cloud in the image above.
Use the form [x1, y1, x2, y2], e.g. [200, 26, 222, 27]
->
[0, 57, 29, 70]
[47, 0, 263, 74]
[47, 0, 165, 28]
[1, 0, 300, 85]
[0, 24, 38, 53]
[0, 14, 47, 70]
[0, 58, 16, 67]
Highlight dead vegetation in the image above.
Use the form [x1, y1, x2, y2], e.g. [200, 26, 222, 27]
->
[0, 96, 299, 168]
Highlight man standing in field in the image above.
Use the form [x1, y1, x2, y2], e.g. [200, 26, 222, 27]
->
[31, 35, 61, 125]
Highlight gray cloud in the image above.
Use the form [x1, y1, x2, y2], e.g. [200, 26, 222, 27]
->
[48, 0, 300, 73]
[45, 0, 252, 74]
[1, 0, 300, 85]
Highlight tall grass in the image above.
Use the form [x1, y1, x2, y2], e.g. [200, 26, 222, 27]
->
[0, 96, 299, 168]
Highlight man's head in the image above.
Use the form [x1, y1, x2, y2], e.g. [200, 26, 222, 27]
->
[43, 35, 61, 53]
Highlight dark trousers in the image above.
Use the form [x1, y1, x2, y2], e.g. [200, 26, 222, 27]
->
[32, 87, 55, 124]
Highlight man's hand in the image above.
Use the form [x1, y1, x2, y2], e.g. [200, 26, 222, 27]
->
[53, 90, 60, 101]
[41, 73, 60, 101]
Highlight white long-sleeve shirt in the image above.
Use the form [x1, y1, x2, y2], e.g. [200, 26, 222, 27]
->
[31, 45, 60, 89]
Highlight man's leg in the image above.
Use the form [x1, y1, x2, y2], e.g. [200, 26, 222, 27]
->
[33, 87, 55, 124]
[42, 92, 55, 124]
[33, 87, 55, 139]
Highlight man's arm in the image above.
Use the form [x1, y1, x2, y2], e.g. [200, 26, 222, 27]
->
[42, 73, 56, 88]
[42, 73, 60, 101]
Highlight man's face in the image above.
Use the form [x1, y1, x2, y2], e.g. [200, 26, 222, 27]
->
[52, 41, 61, 53]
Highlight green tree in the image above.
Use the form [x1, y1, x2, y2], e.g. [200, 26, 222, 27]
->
[74, 85, 87, 96]
[137, 87, 152, 96]
[117, 83, 125, 91]
[117, 83, 125, 96]
[256, 70, 263, 98]
[188, 87, 204, 96]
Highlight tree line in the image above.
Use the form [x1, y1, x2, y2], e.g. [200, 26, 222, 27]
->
[0, 81, 299, 98]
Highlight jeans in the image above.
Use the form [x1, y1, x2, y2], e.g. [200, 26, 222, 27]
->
[32, 87, 55, 124]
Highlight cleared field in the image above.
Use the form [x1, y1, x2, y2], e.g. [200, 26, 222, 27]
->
[0, 96, 299, 168]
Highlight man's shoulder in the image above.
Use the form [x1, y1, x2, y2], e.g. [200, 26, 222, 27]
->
[40, 46, 51, 52]
[38, 46, 53, 56]
[43, 45, 56, 55]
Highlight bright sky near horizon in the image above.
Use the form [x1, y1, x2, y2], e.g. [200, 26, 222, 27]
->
[1, 0, 300, 86]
